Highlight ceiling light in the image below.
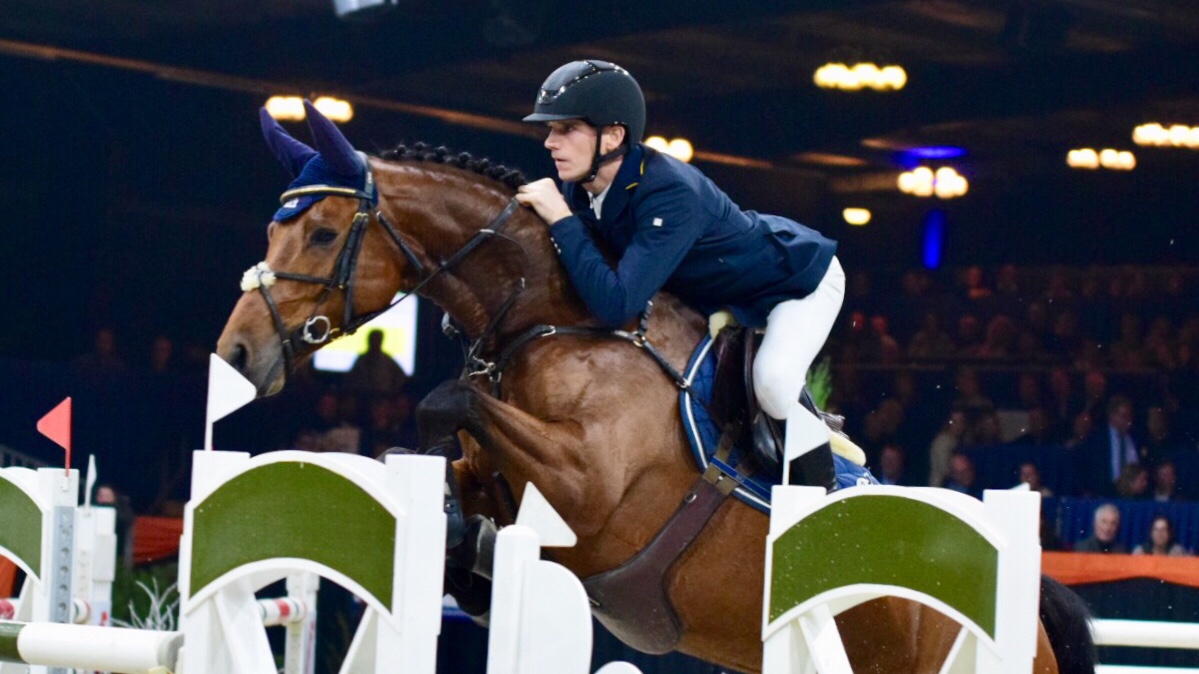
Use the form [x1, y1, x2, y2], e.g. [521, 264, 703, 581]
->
[1067, 148, 1099, 169]
[264, 96, 353, 123]
[815, 63, 906, 91]
[1133, 122, 1199, 148]
[1069, 148, 1133, 170]
[645, 136, 693, 163]
[313, 97, 353, 123]
[843, 208, 871, 226]
[265, 96, 305, 121]
[898, 166, 967, 199]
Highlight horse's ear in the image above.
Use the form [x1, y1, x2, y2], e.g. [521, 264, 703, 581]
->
[303, 100, 363, 178]
[260, 108, 317, 178]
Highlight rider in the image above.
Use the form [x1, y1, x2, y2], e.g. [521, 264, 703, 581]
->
[515, 59, 845, 490]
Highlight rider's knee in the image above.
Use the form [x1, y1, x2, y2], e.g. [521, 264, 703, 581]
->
[754, 361, 803, 420]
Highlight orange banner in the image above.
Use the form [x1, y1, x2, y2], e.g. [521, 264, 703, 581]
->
[1042, 551, 1199, 589]
[131, 516, 185, 565]
[0, 558, 15, 597]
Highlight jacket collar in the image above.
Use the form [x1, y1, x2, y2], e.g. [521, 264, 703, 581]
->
[565, 143, 646, 223]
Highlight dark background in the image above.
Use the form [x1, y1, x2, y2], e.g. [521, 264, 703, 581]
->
[3, 5, 1199, 671]
[1, 0, 1198, 363]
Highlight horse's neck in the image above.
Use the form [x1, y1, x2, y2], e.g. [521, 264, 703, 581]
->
[375, 161, 590, 343]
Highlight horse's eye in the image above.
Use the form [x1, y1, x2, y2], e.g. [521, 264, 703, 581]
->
[310, 228, 338, 246]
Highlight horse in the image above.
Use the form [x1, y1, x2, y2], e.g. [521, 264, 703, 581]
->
[216, 102, 1095, 674]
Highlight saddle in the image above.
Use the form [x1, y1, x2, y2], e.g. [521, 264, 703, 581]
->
[707, 326, 861, 475]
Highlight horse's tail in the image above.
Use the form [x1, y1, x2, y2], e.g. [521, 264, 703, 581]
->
[1040, 575, 1097, 674]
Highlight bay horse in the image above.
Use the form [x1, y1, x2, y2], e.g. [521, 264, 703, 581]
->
[216, 102, 1094, 674]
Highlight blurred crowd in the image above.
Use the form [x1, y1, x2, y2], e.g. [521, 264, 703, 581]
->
[823, 264, 1199, 500]
[15, 263, 1199, 555]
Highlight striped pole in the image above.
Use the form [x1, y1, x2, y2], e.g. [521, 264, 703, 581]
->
[258, 597, 309, 627]
[0, 620, 181, 674]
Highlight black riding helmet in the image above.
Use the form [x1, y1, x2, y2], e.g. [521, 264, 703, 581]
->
[524, 60, 646, 183]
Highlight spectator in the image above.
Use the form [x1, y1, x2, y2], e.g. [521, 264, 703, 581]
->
[362, 396, 404, 457]
[1079, 395, 1139, 497]
[1007, 408, 1057, 446]
[1075, 504, 1127, 553]
[344, 330, 409, 400]
[963, 265, 993, 301]
[861, 398, 905, 454]
[955, 314, 984, 356]
[971, 315, 1016, 359]
[1141, 406, 1181, 466]
[1017, 461, 1054, 497]
[1143, 316, 1178, 370]
[868, 315, 901, 363]
[1064, 411, 1094, 450]
[1115, 464, 1149, 499]
[93, 483, 136, 568]
[952, 366, 994, 416]
[929, 409, 969, 487]
[1132, 516, 1189, 556]
[995, 264, 1020, 297]
[1018, 301, 1051, 356]
[967, 409, 1003, 447]
[837, 310, 871, 363]
[908, 312, 955, 360]
[1040, 513, 1064, 552]
[294, 391, 361, 453]
[74, 327, 128, 375]
[877, 444, 907, 486]
[148, 335, 176, 374]
[943, 453, 981, 499]
[1046, 367, 1079, 434]
[1080, 370, 1109, 422]
[1046, 311, 1082, 360]
[1111, 313, 1146, 370]
[1151, 461, 1182, 503]
[1045, 269, 1074, 302]
[1016, 372, 1043, 410]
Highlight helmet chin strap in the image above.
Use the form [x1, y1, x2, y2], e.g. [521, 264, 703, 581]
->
[581, 126, 628, 185]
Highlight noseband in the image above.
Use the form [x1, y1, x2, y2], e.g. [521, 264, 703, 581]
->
[240, 167, 525, 378]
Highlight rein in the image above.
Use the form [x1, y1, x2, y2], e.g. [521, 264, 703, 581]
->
[242, 163, 693, 399]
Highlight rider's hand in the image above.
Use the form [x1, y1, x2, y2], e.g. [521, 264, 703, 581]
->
[516, 178, 573, 226]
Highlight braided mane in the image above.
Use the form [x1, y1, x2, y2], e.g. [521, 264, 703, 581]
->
[380, 142, 528, 191]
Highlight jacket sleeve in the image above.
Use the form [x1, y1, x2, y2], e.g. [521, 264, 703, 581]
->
[549, 180, 703, 328]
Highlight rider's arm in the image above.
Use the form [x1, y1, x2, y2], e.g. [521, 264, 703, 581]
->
[550, 181, 703, 329]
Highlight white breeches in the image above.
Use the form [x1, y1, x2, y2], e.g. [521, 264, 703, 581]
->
[753, 256, 845, 453]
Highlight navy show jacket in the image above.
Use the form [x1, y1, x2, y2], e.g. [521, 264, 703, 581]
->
[548, 144, 837, 329]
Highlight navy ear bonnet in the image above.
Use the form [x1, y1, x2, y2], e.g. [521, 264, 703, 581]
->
[259, 101, 376, 222]
[273, 154, 374, 221]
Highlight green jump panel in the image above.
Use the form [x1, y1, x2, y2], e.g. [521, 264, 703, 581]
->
[770, 494, 999, 638]
[189, 461, 397, 611]
[0, 477, 42, 578]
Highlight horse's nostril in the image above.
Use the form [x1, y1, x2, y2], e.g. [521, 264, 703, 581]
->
[230, 343, 249, 373]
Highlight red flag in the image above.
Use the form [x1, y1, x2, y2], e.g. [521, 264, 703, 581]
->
[37, 397, 72, 470]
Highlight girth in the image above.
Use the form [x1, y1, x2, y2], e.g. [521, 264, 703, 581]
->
[580, 453, 737, 654]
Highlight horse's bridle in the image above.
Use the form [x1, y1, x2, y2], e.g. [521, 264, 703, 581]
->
[240, 165, 525, 378]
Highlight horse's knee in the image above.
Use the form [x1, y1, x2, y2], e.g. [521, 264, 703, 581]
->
[416, 380, 478, 449]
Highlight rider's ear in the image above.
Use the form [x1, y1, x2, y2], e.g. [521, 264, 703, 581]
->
[603, 125, 626, 154]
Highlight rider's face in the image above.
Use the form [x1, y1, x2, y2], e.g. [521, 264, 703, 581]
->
[544, 120, 597, 182]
